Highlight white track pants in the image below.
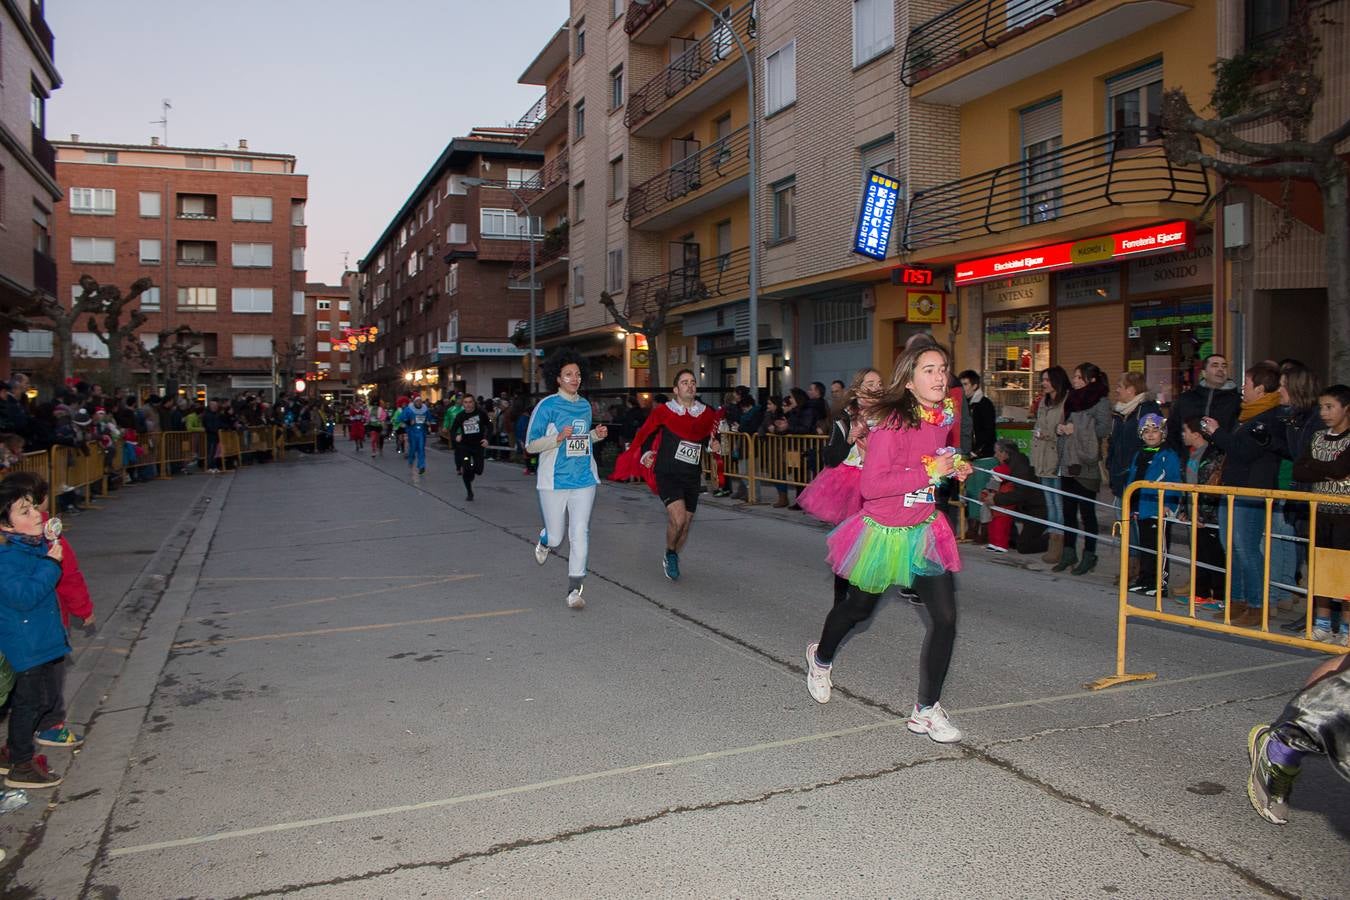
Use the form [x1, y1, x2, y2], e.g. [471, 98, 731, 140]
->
[538, 486, 596, 579]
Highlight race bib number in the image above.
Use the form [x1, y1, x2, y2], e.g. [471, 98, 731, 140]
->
[565, 436, 589, 457]
[903, 486, 936, 507]
[463, 419, 480, 435]
[674, 440, 702, 466]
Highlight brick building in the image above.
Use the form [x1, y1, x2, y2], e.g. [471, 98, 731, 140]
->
[31, 137, 308, 399]
[294, 279, 354, 402]
[355, 131, 543, 402]
[0, 0, 61, 378]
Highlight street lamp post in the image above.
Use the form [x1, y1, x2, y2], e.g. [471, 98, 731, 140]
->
[633, 0, 759, 397]
[464, 177, 538, 393]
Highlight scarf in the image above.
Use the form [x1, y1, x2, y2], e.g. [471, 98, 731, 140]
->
[1239, 391, 1281, 422]
[1113, 393, 1148, 418]
[1064, 379, 1109, 414]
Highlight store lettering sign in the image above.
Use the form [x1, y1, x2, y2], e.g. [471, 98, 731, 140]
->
[1127, 233, 1213, 293]
[981, 273, 1049, 312]
[1057, 265, 1121, 307]
[955, 221, 1194, 286]
[458, 342, 541, 357]
[852, 171, 901, 261]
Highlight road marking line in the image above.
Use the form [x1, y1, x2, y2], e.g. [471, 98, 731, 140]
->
[170, 608, 526, 649]
[199, 575, 440, 583]
[106, 655, 1314, 858]
[274, 518, 399, 537]
[195, 575, 481, 620]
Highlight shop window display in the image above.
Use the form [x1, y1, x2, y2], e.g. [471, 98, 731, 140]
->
[983, 312, 1052, 420]
[1126, 298, 1212, 404]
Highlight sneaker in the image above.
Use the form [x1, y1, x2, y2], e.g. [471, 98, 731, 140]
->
[567, 585, 585, 610]
[4, 757, 61, 789]
[534, 532, 549, 566]
[0, 748, 47, 775]
[35, 724, 83, 749]
[1311, 627, 1338, 643]
[805, 643, 832, 704]
[1247, 725, 1298, 824]
[1144, 581, 1169, 598]
[663, 550, 680, 581]
[907, 702, 962, 744]
[1128, 581, 1148, 594]
[899, 587, 923, 605]
[418, 467, 426, 475]
[984, 543, 1007, 553]
[1196, 596, 1225, 613]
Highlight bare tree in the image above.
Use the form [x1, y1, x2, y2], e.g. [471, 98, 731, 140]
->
[28, 277, 102, 381]
[1161, 1, 1350, 379]
[125, 325, 203, 396]
[29, 275, 153, 387]
[600, 288, 673, 387]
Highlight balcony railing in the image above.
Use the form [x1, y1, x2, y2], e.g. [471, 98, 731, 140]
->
[902, 0, 1094, 85]
[513, 307, 570, 344]
[32, 249, 57, 296]
[31, 125, 55, 178]
[625, 245, 750, 321]
[512, 150, 570, 212]
[625, 2, 755, 131]
[517, 72, 570, 131]
[902, 130, 1209, 251]
[509, 230, 569, 281]
[30, 0, 54, 59]
[626, 125, 749, 223]
[624, 0, 668, 35]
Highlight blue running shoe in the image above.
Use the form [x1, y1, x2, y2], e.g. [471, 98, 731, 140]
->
[663, 550, 680, 581]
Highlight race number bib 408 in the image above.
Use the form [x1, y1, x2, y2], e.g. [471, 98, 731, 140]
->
[674, 440, 702, 466]
[565, 436, 589, 457]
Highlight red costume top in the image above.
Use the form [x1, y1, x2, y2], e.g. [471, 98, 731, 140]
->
[611, 400, 723, 494]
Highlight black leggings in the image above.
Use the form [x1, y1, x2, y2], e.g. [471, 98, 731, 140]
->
[817, 572, 958, 707]
[459, 448, 484, 489]
[1061, 476, 1099, 554]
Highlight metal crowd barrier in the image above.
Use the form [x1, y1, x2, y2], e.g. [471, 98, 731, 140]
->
[1090, 480, 1350, 690]
[686, 432, 829, 501]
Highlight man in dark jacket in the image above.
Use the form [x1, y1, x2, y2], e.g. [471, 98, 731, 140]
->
[1168, 354, 1240, 452]
[959, 370, 996, 458]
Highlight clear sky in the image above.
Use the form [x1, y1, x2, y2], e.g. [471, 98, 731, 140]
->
[47, 0, 567, 285]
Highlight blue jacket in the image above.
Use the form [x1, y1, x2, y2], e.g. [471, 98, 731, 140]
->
[1129, 446, 1182, 521]
[0, 538, 69, 672]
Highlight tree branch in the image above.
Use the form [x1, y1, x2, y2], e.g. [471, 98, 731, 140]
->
[1320, 115, 1350, 151]
[1173, 149, 1318, 182]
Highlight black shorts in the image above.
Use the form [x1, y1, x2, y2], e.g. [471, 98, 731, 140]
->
[656, 470, 701, 512]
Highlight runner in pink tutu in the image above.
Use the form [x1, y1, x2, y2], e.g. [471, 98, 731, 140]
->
[797, 367, 882, 527]
[804, 344, 974, 744]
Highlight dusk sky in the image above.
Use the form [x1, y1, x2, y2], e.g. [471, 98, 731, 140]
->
[47, 0, 566, 284]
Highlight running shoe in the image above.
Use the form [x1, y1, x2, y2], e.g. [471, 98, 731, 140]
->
[418, 467, 426, 475]
[567, 585, 585, 610]
[1195, 597, 1224, 613]
[663, 550, 680, 581]
[534, 532, 549, 565]
[907, 702, 962, 743]
[1247, 725, 1298, 824]
[0, 748, 47, 775]
[805, 643, 832, 704]
[984, 543, 1007, 553]
[900, 587, 922, 605]
[3, 757, 61, 789]
[35, 724, 83, 749]
[1128, 581, 1148, 594]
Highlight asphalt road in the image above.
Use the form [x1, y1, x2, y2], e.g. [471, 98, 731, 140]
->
[6, 440, 1348, 898]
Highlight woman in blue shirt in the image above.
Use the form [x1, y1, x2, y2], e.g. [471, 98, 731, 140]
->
[526, 349, 608, 610]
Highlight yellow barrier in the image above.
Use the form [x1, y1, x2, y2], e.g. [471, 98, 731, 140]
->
[719, 430, 756, 502]
[755, 433, 829, 491]
[1090, 480, 1350, 690]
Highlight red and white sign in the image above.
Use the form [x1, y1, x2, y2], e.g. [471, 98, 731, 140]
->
[954, 221, 1193, 286]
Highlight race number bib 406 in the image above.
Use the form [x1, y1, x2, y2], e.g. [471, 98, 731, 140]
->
[674, 440, 702, 466]
[565, 436, 590, 457]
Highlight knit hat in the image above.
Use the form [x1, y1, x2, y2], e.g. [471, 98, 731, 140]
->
[72, 408, 93, 426]
[1138, 413, 1165, 435]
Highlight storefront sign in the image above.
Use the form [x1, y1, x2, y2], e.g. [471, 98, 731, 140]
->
[906, 290, 945, 323]
[981, 273, 1049, 312]
[458, 342, 539, 357]
[1056, 265, 1121, 307]
[437, 341, 458, 355]
[852, 170, 901, 261]
[631, 348, 650, 369]
[955, 221, 1194, 286]
[1127, 233, 1213, 293]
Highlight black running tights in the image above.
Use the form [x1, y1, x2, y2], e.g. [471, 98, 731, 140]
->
[459, 449, 484, 489]
[818, 572, 958, 707]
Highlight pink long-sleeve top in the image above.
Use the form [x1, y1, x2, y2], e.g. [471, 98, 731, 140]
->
[859, 417, 951, 528]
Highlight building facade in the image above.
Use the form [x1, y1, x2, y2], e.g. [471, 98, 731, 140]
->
[37, 137, 308, 399]
[1, 0, 61, 378]
[296, 280, 355, 402]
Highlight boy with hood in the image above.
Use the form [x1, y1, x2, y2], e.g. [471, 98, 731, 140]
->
[1126, 413, 1182, 597]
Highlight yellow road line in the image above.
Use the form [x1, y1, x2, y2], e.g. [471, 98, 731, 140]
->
[196, 575, 481, 620]
[171, 608, 526, 650]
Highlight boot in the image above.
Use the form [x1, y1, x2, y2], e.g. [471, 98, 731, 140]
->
[1071, 551, 1098, 576]
[1042, 533, 1064, 565]
[773, 494, 789, 509]
[1052, 546, 1078, 573]
[1127, 555, 1141, 584]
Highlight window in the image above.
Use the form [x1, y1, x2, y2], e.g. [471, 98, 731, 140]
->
[139, 192, 161, 217]
[291, 200, 305, 225]
[610, 65, 624, 110]
[572, 265, 585, 305]
[69, 188, 115, 215]
[86, 150, 118, 164]
[293, 291, 305, 315]
[1107, 61, 1162, 150]
[715, 220, 732, 270]
[232, 196, 273, 221]
[574, 181, 586, 222]
[446, 174, 467, 196]
[29, 86, 44, 130]
[814, 296, 869, 345]
[480, 208, 542, 238]
[771, 178, 796, 242]
[507, 167, 540, 188]
[574, 17, 586, 58]
[574, 99, 586, 140]
[176, 193, 216, 219]
[32, 205, 51, 255]
[613, 0, 624, 20]
[71, 237, 115, 263]
[316, 299, 331, 310]
[766, 41, 797, 114]
[293, 247, 305, 271]
[446, 262, 459, 295]
[376, 250, 387, 272]
[853, 0, 893, 65]
[139, 239, 161, 264]
[140, 287, 161, 311]
[1021, 98, 1063, 223]
[72, 333, 109, 359]
[1247, 0, 1294, 47]
[339, 320, 351, 329]
[860, 137, 895, 182]
[340, 363, 351, 373]
[609, 156, 625, 202]
[317, 320, 332, 331]
[231, 287, 274, 313]
[447, 222, 467, 243]
[231, 242, 273, 268]
[184, 155, 216, 170]
[233, 158, 253, 172]
[177, 241, 216, 265]
[10, 331, 54, 359]
[177, 287, 217, 310]
[339, 300, 350, 311]
[607, 247, 625, 293]
[232, 335, 272, 358]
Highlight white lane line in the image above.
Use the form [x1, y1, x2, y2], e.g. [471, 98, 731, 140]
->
[106, 655, 1313, 858]
[170, 608, 526, 649]
[195, 575, 481, 620]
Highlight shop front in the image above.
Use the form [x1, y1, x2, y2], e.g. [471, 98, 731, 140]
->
[435, 341, 539, 399]
[680, 301, 783, 395]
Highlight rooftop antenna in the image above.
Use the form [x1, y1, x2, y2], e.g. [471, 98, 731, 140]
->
[149, 98, 171, 145]
[342, 250, 351, 271]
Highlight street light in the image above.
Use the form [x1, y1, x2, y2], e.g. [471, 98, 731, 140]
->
[632, 0, 759, 397]
[463, 176, 538, 393]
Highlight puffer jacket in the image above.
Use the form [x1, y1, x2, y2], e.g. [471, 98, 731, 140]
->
[0, 537, 68, 673]
[1107, 393, 1161, 497]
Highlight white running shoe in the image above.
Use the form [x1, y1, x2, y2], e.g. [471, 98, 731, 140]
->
[985, 543, 1007, 553]
[567, 586, 585, 609]
[907, 702, 962, 743]
[806, 642, 832, 704]
[534, 532, 549, 565]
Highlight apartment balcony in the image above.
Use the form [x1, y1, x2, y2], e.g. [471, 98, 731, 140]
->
[625, 2, 755, 138]
[32, 249, 57, 297]
[624, 0, 701, 45]
[626, 125, 749, 231]
[902, 129, 1208, 256]
[30, 0, 54, 59]
[512, 150, 569, 216]
[901, 0, 1191, 105]
[516, 72, 569, 151]
[512, 307, 569, 344]
[625, 245, 750, 322]
[31, 126, 55, 179]
[509, 227, 570, 285]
